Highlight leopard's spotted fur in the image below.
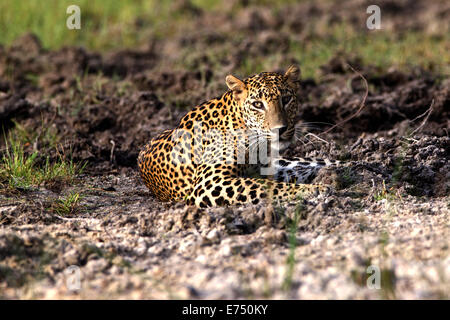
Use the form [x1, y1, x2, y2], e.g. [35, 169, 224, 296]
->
[138, 66, 331, 207]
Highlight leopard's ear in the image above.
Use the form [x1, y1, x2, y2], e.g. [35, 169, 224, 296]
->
[284, 65, 301, 87]
[226, 74, 245, 92]
[226, 74, 247, 102]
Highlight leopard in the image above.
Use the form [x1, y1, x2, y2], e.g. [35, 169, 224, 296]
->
[138, 65, 335, 208]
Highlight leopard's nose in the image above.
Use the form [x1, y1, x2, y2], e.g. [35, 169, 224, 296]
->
[278, 126, 288, 137]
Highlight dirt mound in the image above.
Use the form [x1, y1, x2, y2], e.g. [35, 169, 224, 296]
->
[1, 34, 448, 174]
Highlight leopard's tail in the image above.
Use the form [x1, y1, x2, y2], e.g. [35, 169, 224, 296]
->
[273, 157, 380, 183]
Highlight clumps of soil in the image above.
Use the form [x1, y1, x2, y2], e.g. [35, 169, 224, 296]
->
[1, 172, 448, 299]
[1, 32, 448, 175]
[296, 64, 449, 137]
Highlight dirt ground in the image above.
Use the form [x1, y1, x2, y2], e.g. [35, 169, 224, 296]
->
[0, 0, 449, 299]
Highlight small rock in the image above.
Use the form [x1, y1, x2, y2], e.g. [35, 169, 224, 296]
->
[63, 249, 80, 266]
[264, 205, 274, 225]
[205, 228, 221, 243]
[316, 201, 329, 213]
[262, 229, 287, 244]
[84, 258, 108, 273]
[219, 244, 232, 257]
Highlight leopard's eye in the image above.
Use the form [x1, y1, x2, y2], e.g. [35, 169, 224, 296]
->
[282, 95, 292, 106]
[252, 101, 265, 110]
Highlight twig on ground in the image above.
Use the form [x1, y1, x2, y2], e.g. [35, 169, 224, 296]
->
[320, 64, 369, 136]
[304, 133, 330, 145]
[110, 140, 116, 163]
[53, 215, 87, 221]
[409, 99, 434, 136]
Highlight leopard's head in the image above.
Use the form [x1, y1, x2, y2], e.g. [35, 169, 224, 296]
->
[226, 65, 301, 153]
